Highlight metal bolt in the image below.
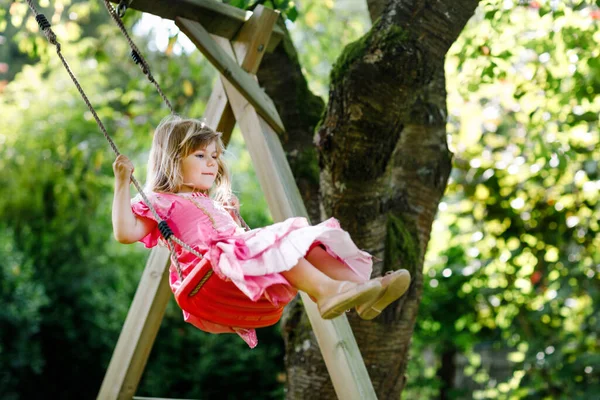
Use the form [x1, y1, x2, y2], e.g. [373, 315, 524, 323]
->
[257, 44, 264, 52]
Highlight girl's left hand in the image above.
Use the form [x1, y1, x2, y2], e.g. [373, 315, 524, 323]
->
[224, 194, 243, 227]
[225, 194, 240, 211]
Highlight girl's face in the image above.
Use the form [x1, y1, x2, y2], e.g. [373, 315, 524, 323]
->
[179, 141, 219, 192]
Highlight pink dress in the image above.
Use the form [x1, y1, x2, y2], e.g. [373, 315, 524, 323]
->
[131, 191, 372, 347]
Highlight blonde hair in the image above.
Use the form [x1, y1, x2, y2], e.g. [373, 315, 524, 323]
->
[146, 115, 232, 204]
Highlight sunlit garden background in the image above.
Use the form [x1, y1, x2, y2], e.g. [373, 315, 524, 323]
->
[1, 0, 598, 398]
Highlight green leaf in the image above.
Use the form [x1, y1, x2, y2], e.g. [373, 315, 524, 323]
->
[286, 5, 298, 22]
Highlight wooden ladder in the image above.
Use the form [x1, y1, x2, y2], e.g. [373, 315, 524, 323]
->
[97, 3, 377, 399]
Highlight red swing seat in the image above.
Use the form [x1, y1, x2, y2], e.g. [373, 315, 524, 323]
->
[173, 258, 285, 331]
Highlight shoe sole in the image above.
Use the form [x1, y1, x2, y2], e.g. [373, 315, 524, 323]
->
[319, 281, 382, 320]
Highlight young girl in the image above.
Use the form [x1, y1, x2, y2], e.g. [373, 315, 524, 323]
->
[112, 115, 410, 347]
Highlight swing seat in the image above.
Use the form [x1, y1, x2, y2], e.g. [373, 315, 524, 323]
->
[173, 258, 285, 332]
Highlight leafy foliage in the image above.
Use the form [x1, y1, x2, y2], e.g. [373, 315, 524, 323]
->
[0, 226, 48, 400]
[407, 1, 600, 398]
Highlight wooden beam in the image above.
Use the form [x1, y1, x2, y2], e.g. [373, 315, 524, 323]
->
[97, 247, 172, 400]
[113, 0, 283, 52]
[200, 2, 280, 142]
[229, 6, 275, 75]
[203, 77, 236, 145]
[214, 7, 378, 399]
[176, 17, 285, 134]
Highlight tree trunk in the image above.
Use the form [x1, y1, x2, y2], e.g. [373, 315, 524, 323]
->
[258, 1, 480, 398]
[438, 344, 458, 400]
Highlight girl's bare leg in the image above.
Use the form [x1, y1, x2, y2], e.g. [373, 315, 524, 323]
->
[281, 256, 382, 319]
[306, 246, 365, 283]
[289, 246, 410, 320]
[280, 257, 343, 301]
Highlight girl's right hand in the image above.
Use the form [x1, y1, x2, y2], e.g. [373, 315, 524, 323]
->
[113, 154, 134, 184]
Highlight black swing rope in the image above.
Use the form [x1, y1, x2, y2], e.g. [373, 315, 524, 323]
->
[24, 0, 212, 282]
[101, 0, 174, 113]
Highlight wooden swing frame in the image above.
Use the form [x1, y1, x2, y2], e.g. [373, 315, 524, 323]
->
[97, 1, 377, 399]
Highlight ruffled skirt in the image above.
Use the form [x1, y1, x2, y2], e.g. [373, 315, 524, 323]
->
[208, 217, 372, 303]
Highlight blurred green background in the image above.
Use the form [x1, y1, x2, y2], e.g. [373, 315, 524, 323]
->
[0, 0, 598, 399]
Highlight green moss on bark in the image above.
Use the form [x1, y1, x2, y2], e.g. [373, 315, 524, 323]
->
[289, 146, 320, 185]
[385, 213, 419, 279]
[330, 23, 410, 85]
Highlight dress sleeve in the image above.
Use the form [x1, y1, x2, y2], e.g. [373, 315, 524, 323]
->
[130, 193, 176, 248]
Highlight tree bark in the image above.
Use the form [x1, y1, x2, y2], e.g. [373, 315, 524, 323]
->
[258, 1, 480, 398]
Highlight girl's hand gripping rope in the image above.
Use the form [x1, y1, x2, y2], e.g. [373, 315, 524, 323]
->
[112, 155, 154, 244]
[113, 154, 134, 185]
[224, 193, 240, 212]
[224, 194, 243, 228]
